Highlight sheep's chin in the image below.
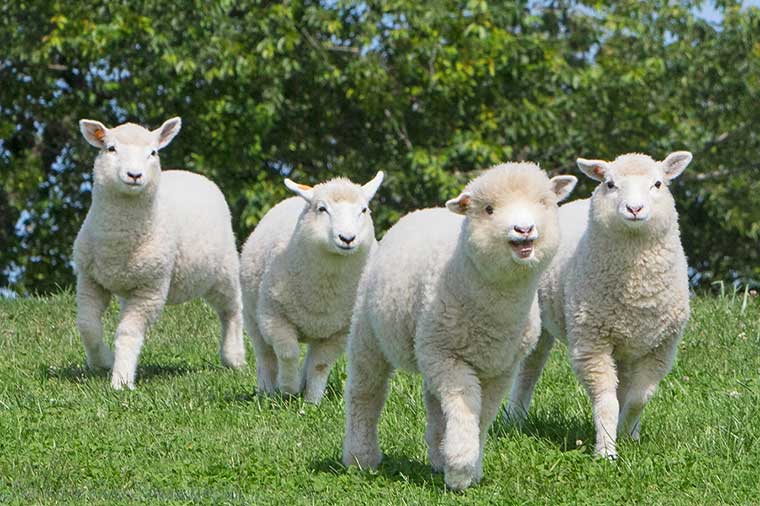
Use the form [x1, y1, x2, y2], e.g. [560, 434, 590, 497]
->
[329, 241, 360, 256]
[114, 179, 147, 195]
[509, 240, 538, 265]
[621, 216, 649, 229]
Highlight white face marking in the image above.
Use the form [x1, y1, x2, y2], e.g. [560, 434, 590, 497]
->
[602, 172, 667, 228]
[96, 138, 161, 196]
[314, 199, 371, 255]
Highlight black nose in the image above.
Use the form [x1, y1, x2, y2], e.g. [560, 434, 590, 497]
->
[514, 225, 534, 235]
[127, 171, 142, 181]
[339, 234, 356, 245]
[626, 205, 643, 215]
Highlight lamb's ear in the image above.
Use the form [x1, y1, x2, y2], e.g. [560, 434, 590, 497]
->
[362, 171, 384, 202]
[549, 175, 578, 202]
[445, 191, 472, 215]
[154, 117, 182, 150]
[661, 151, 692, 181]
[576, 158, 610, 182]
[79, 119, 109, 148]
[284, 178, 314, 202]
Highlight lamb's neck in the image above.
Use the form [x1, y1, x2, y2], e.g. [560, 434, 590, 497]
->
[585, 221, 683, 274]
[285, 235, 366, 291]
[89, 187, 159, 243]
[451, 240, 539, 312]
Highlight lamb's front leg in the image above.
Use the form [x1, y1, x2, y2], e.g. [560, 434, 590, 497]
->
[300, 332, 346, 404]
[425, 358, 482, 490]
[257, 305, 301, 396]
[111, 290, 166, 390]
[76, 274, 114, 369]
[572, 345, 619, 460]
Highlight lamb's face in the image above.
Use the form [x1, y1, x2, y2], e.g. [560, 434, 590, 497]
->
[447, 163, 577, 275]
[285, 172, 384, 256]
[79, 118, 182, 197]
[578, 152, 692, 236]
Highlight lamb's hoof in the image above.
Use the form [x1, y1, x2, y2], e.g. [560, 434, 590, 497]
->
[86, 347, 114, 370]
[111, 371, 136, 391]
[444, 464, 477, 491]
[303, 389, 326, 405]
[428, 453, 445, 474]
[594, 447, 618, 461]
[221, 354, 247, 369]
[342, 447, 383, 470]
[503, 406, 527, 426]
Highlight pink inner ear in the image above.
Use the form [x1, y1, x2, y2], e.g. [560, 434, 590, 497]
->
[459, 195, 471, 210]
[593, 165, 604, 178]
[94, 129, 105, 141]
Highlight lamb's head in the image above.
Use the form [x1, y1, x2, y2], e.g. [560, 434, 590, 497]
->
[79, 117, 182, 197]
[285, 172, 384, 256]
[447, 162, 577, 274]
[578, 151, 692, 236]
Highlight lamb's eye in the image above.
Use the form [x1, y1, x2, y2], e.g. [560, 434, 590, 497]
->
[654, 180, 662, 189]
[150, 150, 157, 156]
[361, 207, 368, 214]
[485, 205, 494, 215]
[318, 206, 328, 213]
[107, 146, 116, 153]
[606, 181, 615, 189]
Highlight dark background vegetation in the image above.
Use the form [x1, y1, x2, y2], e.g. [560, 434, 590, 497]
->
[1, 0, 758, 295]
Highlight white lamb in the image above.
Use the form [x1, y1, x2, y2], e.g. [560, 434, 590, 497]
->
[240, 172, 384, 404]
[74, 118, 246, 390]
[342, 162, 577, 490]
[507, 152, 693, 460]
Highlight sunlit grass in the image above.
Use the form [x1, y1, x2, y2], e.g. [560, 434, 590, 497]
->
[0, 291, 758, 505]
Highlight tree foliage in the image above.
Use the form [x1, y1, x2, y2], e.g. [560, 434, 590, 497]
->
[1, 0, 758, 295]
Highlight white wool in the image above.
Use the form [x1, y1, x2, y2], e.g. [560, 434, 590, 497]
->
[74, 118, 246, 390]
[508, 151, 692, 460]
[240, 173, 383, 404]
[342, 162, 577, 490]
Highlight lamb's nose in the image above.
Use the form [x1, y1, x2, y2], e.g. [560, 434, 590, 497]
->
[127, 172, 142, 181]
[626, 205, 643, 215]
[514, 225, 534, 236]
[339, 234, 356, 245]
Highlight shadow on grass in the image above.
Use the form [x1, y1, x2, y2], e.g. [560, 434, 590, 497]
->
[43, 362, 199, 383]
[221, 371, 346, 407]
[311, 453, 443, 489]
[491, 407, 595, 453]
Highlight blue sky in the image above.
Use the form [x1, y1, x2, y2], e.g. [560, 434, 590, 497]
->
[696, 0, 760, 22]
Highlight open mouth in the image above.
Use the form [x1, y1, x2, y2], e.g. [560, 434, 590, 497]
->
[509, 239, 534, 259]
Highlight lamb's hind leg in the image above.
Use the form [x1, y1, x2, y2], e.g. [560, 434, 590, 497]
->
[477, 371, 513, 482]
[76, 274, 114, 369]
[245, 310, 277, 395]
[423, 382, 445, 473]
[343, 313, 392, 470]
[111, 290, 166, 390]
[301, 333, 346, 404]
[206, 274, 246, 369]
[618, 341, 678, 441]
[506, 330, 555, 424]
[257, 302, 301, 396]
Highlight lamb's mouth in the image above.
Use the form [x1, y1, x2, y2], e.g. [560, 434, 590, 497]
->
[509, 239, 535, 259]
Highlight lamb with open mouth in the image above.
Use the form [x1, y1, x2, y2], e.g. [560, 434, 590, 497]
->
[509, 238, 535, 259]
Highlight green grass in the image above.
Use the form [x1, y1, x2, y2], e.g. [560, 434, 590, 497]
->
[1, 292, 759, 505]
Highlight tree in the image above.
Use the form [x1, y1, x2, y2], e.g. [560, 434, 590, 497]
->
[1, 0, 758, 295]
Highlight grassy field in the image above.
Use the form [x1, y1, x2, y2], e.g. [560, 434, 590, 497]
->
[1, 291, 759, 505]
